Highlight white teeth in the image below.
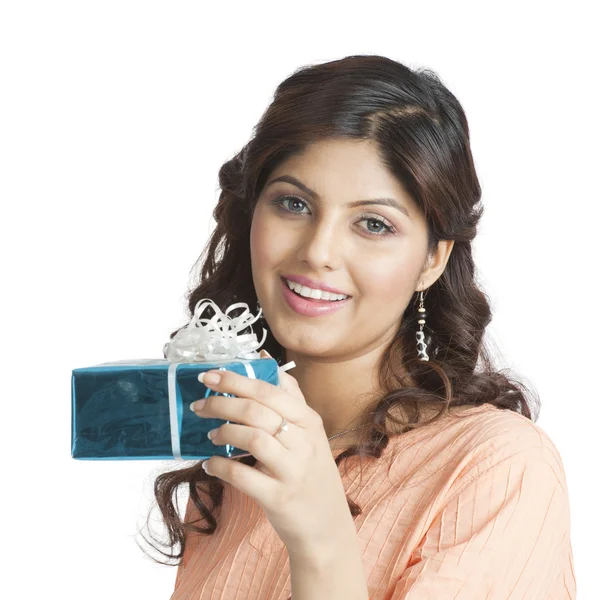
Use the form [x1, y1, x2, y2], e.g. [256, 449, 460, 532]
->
[285, 279, 348, 301]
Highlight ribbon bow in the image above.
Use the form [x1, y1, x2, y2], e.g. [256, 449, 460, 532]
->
[163, 299, 267, 362]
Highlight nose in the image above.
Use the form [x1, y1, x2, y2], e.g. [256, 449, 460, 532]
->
[295, 218, 342, 272]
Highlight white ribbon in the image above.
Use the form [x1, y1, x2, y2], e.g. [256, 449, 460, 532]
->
[163, 299, 267, 362]
[96, 300, 269, 460]
[168, 362, 182, 459]
[168, 359, 258, 460]
[163, 299, 268, 459]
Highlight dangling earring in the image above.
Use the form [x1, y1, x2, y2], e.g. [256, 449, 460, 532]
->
[416, 290, 430, 361]
[256, 300, 264, 320]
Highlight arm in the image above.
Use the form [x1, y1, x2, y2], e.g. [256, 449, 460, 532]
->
[288, 518, 369, 600]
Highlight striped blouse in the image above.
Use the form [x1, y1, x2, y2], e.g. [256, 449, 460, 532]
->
[170, 403, 576, 599]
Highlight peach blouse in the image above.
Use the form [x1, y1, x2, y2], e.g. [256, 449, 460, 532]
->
[170, 403, 576, 599]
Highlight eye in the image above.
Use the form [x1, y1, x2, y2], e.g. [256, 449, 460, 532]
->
[272, 195, 396, 237]
[273, 195, 310, 214]
[358, 214, 395, 236]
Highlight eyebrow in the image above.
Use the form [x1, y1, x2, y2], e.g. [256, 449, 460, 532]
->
[264, 174, 412, 219]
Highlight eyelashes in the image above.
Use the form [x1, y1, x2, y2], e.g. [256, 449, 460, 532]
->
[271, 195, 397, 237]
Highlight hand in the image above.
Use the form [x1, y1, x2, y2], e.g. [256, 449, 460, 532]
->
[190, 350, 353, 559]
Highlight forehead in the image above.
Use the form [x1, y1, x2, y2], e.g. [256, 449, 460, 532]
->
[264, 139, 420, 217]
[271, 138, 388, 178]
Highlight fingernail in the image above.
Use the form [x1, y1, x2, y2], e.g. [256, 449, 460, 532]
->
[260, 349, 272, 358]
[199, 371, 221, 385]
[190, 399, 206, 412]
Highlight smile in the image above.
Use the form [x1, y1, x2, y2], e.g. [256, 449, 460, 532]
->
[280, 277, 352, 317]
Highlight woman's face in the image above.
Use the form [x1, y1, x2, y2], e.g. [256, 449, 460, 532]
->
[249, 138, 433, 361]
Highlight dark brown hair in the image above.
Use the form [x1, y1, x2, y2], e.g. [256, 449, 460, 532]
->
[138, 54, 539, 565]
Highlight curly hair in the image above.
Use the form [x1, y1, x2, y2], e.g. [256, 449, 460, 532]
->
[138, 54, 539, 565]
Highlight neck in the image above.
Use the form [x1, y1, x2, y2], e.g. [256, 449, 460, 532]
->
[282, 343, 386, 440]
[329, 434, 363, 452]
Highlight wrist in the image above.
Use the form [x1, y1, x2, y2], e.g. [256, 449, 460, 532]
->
[287, 526, 369, 600]
[288, 521, 361, 566]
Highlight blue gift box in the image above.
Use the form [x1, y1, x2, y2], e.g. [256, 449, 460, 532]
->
[71, 357, 279, 460]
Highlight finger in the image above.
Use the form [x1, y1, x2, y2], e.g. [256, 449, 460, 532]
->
[276, 366, 302, 397]
[192, 394, 284, 439]
[209, 422, 293, 479]
[202, 454, 280, 501]
[199, 368, 310, 426]
[259, 349, 303, 400]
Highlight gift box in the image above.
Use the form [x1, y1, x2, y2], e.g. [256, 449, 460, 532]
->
[71, 299, 281, 461]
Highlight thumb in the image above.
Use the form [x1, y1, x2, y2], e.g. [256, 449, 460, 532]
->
[260, 349, 303, 399]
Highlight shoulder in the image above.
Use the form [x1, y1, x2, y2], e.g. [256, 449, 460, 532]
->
[438, 403, 569, 493]
[384, 403, 568, 489]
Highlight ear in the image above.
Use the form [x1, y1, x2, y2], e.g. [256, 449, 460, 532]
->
[419, 239, 455, 289]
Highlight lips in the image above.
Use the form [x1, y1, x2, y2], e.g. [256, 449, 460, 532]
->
[280, 277, 352, 317]
[280, 274, 350, 297]
[280, 277, 350, 300]
[287, 284, 342, 303]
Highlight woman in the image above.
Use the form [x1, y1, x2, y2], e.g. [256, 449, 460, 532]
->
[143, 55, 576, 599]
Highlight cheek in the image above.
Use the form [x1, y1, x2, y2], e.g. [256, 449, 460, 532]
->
[249, 215, 267, 268]
[250, 210, 290, 285]
[355, 252, 419, 305]
[251, 210, 290, 266]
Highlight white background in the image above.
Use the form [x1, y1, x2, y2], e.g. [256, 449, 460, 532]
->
[1, 1, 597, 598]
